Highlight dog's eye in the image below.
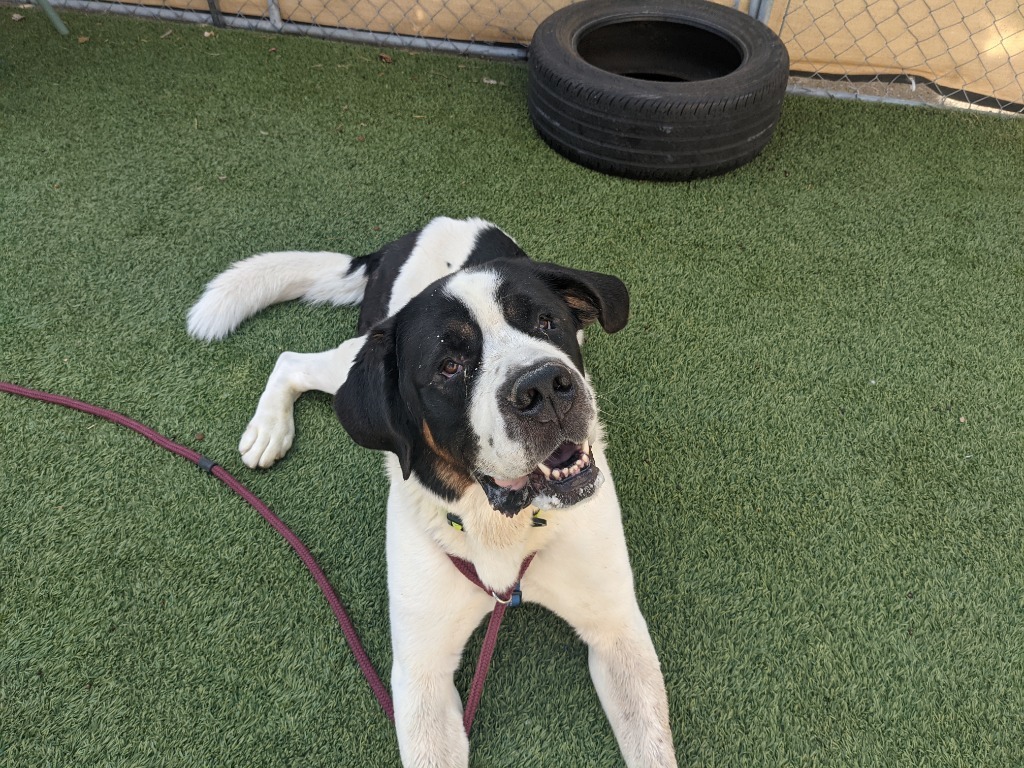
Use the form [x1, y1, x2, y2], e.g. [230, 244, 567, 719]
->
[538, 314, 555, 331]
[439, 359, 463, 378]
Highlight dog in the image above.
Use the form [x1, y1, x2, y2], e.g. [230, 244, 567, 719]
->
[187, 217, 676, 767]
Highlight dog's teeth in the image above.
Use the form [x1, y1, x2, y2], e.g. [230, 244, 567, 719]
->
[582, 440, 590, 457]
[541, 449, 593, 483]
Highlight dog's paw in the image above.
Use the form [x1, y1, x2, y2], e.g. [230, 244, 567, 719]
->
[239, 410, 295, 468]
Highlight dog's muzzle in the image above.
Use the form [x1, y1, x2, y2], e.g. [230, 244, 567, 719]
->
[478, 361, 602, 516]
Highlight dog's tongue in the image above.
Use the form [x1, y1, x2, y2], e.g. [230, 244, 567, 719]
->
[491, 475, 530, 491]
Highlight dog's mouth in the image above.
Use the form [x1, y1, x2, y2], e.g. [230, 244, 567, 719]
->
[477, 440, 604, 517]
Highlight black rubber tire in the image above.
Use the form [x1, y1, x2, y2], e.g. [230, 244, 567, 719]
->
[527, 0, 790, 180]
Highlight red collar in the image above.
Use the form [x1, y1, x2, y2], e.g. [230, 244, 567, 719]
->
[447, 551, 534, 605]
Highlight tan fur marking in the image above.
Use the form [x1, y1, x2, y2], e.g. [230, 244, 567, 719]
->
[564, 294, 599, 325]
[422, 420, 473, 493]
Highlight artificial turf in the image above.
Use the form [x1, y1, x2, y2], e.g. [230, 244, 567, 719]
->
[2, 9, 1024, 767]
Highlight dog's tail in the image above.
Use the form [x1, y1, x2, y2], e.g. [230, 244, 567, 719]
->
[187, 250, 370, 341]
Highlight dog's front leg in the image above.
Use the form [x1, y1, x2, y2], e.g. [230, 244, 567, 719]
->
[389, 582, 494, 768]
[528, 505, 677, 767]
[390, 654, 469, 768]
[386, 493, 495, 767]
[585, 608, 677, 768]
[239, 337, 365, 468]
[549, 600, 676, 768]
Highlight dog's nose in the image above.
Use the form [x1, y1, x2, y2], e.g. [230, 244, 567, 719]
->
[510, 362, 577, 423]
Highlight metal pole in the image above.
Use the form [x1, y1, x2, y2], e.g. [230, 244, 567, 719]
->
[34, 0, 70, 35]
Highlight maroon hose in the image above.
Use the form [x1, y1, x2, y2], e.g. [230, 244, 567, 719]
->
[0, 380, 530, 735]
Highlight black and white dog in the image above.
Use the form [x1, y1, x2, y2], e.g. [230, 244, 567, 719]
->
[187, 217, 676, 767]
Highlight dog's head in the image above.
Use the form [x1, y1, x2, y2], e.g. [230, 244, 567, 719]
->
[334, 258, 628, 516]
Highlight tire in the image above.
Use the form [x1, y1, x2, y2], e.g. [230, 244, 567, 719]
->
[527, 0, 790, 180]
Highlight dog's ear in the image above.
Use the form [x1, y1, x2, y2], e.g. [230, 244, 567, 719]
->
[536, 262, 630, 334]
[333, 319, 415, 479]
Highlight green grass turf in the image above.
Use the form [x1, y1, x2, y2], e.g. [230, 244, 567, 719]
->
[2, 9, 1024, 766]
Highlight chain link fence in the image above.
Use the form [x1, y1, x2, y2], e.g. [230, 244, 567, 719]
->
[773, 0, 1024, 114]
[43, 0, 1024, 114]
